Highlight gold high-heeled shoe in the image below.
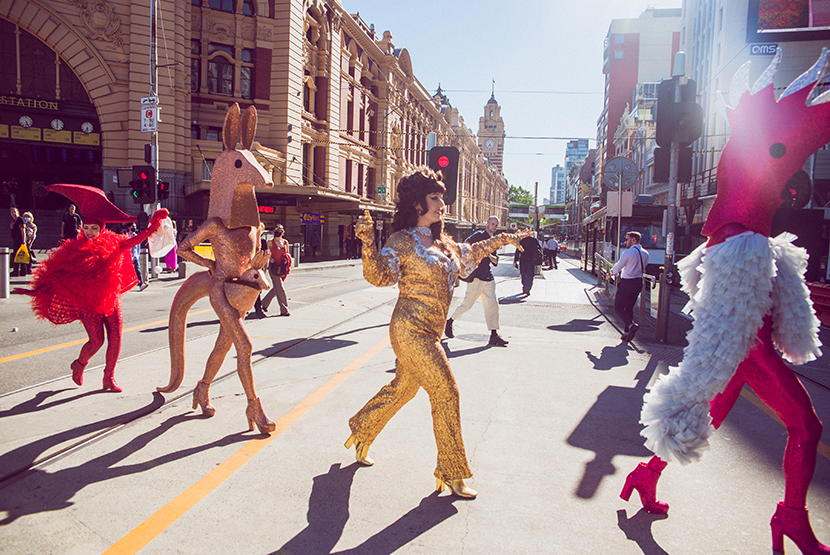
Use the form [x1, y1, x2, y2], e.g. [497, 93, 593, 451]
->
[246, 397, 276, 434]
[344, 433, 374, 466]
[193, 380, 216, 417]
[436, 477, 477, 499]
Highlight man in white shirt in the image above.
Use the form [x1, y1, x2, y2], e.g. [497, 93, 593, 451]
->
[610, 231, 649, 342]
[546, 236, 559, 269]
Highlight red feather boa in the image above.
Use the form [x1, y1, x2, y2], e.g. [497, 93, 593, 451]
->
[21, 230, 138, 324]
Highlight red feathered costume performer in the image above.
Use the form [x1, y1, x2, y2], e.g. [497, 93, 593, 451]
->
[620, 49, 830, 554]
[17, 184, 167, 392]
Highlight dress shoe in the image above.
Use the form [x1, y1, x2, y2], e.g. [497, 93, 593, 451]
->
[71, 359, 85, 386]
[445, 318, 455, 338]
[193, 380, 216, 416]
[102, 370, 122, 392]
[488, 332, 508, 347]
[620, 460, 669, 514]
[246, 397, 276, 434]
[624, 324, 639, 342]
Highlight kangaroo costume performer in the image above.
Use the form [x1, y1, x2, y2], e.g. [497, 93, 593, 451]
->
[157, 103, 275, 434]
[621, 49, 830, 554]
[16, 184, 168, 392]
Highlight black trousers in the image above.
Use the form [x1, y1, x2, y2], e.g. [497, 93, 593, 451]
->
[615, 277, 643, 330]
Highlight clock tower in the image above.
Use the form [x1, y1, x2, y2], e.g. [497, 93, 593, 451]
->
[478, 86, 505, 174]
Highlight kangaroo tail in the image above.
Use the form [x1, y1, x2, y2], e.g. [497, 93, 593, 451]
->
[157, 271, 212, 393]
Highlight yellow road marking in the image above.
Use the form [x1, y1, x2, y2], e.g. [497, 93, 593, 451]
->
[1, 277, 357, 365]
[101, 335, 390, 555]
[0, 309, 214, 365]
[740, 387, 830, 461]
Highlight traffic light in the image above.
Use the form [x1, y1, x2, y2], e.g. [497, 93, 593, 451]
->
[656, 78, 704, 148]
[427, 146, 459, 206]
[130, 165, 156, 204]
[157, 181, 170, 200]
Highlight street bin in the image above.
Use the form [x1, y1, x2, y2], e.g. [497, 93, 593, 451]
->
[178, 260, 187, 279]
[290, 243, 300, 267]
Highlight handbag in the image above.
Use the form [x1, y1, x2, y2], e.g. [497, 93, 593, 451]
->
[13, 244, 30, 265]
[272, 262, 289, 277]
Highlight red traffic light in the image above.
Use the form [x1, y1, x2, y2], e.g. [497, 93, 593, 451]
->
[139, 171, 149, 180]
[437, 155, 450, 168]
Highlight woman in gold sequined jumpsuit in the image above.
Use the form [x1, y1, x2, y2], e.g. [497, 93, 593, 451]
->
[345, 169, 529, 498]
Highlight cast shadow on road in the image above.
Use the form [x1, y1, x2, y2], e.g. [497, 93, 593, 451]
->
[498, 293, 530, 305]
[585, 342, 631, 371]
[566, 268, 598, 284]
[254, 324, 389, 360]
[271, 462, 459, 555]
[617, 509, 670, 555]
[140, 318, 221, 333]
[0, 409, 252, 525]
[547, 315, 605, 333]
[0, 392, 166, 484]
[443, 341, 492, 360]
[566, 364, 655, 499]
[0, 387, 86, 419]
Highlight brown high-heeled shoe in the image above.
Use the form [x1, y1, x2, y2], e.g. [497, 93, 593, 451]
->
[193, 380, 216, 417]
[771, 502, 830, 554]
[246, 397, 275, 434]
[344, 433, 374, 466]
[436, 477, 477, 499]
[71, 359, 85, 386]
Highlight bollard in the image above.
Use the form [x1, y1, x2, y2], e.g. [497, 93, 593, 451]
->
[290, 243, 300, 267]
[177, 260, 187, 279]
[0, 247, 8, 299]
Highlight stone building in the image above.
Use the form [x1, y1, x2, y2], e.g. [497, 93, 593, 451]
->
[0, 0, 507, 254]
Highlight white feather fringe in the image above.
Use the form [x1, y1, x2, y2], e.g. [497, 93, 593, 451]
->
[640, 231, 820, 464]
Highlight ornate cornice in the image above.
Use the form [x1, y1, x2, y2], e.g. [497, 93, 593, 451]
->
[72, 0, 123, 48]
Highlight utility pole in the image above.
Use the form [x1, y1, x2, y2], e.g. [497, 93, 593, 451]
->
[656, 52, 684, 343]
[534, 181, 538, 233]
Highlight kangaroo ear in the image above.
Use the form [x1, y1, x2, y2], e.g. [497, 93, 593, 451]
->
[223, 103, 241, 151]
[240, 106, 257, 150]
[252, 249, 270, 269]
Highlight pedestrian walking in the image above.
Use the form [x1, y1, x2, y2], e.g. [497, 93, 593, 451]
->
[61, 203, 83, 241]
[9, 207, 25, 277]
[345, 168, 530, 499]
[546, 236, 559, 269]
[126, 223, 147, 291]
[21, 211, 37, 275]
[445, 216, 509, 346]
[14, 184, 167, 392]
[261, 224, 291, 316]
[513, 231, 542, 296]
[609, 231, 649, 342]
[164, 220, 178, 272]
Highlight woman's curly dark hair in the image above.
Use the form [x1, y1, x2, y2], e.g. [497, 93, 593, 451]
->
[392, 167, 446, 241]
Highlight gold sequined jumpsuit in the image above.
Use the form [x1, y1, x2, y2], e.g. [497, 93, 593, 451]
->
[349, 227, 515, 481]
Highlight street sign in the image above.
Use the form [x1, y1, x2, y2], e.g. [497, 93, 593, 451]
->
[141, 95, 159, 105]
[141, 105, 158, 133]
[602, 157, 637, 191]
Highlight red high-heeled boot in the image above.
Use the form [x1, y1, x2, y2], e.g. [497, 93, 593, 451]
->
[620, 458, 669, 514]
[102, 369, 122, 393]
[71, 359, 85, 386]
[771, 502, 830, 554]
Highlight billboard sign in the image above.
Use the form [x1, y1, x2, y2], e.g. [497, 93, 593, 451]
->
[747, 0, 830, 42]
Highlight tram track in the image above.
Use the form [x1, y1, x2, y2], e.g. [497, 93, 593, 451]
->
[0, 291, 395, 489]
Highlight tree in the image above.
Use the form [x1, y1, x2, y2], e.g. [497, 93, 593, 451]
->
[509, 185, 534, 205]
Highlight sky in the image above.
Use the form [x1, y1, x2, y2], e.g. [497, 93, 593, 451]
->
[342, 0, 682, 197]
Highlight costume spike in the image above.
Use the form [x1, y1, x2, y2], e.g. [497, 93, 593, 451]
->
[729, 61, 751, 107]
[781, 47, 830, 101]
[750, 47, 782, 96]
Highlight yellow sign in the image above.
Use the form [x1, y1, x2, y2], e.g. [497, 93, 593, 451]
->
[43, 129, 73, 144]
[73, 132, 100, 146]
[11, 126, 41, 141]
[0, 124, 8, 139]
[193, 243, 215, 261]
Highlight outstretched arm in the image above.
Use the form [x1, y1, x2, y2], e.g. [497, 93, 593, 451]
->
[458, 230, 531, 279]
[356, 211, 400, 287]
[178, 217, 222, 273]
[121, 209, 170, 250]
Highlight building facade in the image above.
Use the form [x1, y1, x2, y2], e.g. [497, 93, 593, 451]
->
[597, 7, 681, 186]
[550, 164, 565, 204]
[477, 92, 505, 174]
[0, 0, 508, 254]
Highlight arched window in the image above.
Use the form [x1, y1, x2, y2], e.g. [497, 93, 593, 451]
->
[242, 0, 255, 16]
[208, 56, 233, 95]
